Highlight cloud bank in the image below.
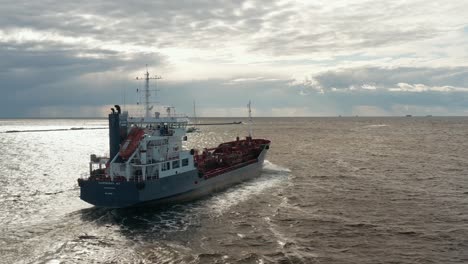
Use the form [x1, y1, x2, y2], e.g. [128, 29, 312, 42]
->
[0, 0, 467, 117]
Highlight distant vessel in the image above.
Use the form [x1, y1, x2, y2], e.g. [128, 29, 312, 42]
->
[78, 69, 270, 208]
[406, 115, 413, 117]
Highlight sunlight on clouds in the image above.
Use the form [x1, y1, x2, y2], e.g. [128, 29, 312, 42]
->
[0, 28, 156, 55]
[224, 77, 284, 85]
[361, 84, 377, 90]
[389, 83, 468, 93]
[1, 0, 468, 117]
[0, 28, 94, 46]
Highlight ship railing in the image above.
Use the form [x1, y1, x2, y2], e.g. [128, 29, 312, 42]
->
[127, 175, 160, 182]
[80, 171, 162, 183]
[81, 175, 164, 182]
[90, 155, 109, 164]
[148, 138, 169, 147]
[128, 116, 190, 125]
[129, 114, 189, 118]
[80, 173, 112, 181]
[167, 153, 180, 160]
[79, 172, 89, 180]
[164, 114, 190, 118]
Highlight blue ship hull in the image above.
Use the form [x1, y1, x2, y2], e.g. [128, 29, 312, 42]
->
[79, 150, 267, 208]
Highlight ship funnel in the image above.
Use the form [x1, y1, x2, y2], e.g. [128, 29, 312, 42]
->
[115, 105, 121, 114]
[108, 108, 120, 160]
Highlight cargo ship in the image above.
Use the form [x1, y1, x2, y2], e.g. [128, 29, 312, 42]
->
[77, 69, 270, 208]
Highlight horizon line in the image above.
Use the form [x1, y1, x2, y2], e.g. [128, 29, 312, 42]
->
[0, 115, 465, 119]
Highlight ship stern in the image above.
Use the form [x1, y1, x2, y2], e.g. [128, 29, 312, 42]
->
[78, 179, 141, 208]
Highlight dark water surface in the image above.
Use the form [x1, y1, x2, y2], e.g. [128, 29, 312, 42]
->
[0, 117, 467, 263]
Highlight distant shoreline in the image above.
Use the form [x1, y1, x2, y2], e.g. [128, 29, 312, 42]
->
[1, 116, 467, 119]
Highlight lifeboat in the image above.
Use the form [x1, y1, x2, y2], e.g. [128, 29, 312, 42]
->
[119, 127, 145, 160]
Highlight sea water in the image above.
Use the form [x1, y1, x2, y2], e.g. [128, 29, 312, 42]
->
[0, 117, 466, 263]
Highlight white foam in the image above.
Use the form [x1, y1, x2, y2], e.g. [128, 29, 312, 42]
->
[202, 160, 290, 215]
[145, 160, 291, 232]
[262, 160, 291, 173]
[362, 124, 388, 128]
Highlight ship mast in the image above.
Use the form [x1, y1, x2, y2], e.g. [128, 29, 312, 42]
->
[193, 100, 197, 126]
[248, 100, 253, 138]
[136, 65, 162, 118]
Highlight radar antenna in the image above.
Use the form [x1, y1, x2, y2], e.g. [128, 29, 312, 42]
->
[136, 64, 162, 118]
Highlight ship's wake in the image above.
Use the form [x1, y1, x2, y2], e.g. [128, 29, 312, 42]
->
[10, 161, 291, 263]
[262, 160, 291, 174]
[79, 160, 291, 235]
[202, 160, 290, 215]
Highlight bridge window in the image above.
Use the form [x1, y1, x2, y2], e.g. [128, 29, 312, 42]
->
[172, 160, 180, 169]
[182, 158, 189, 167]
[162, 162, 171, 171]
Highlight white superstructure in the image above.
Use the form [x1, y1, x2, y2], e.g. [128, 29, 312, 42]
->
[107, 114, 195, 181]
[89, 68, 196, 182]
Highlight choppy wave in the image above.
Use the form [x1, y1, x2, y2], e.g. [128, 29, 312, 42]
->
[1, 117, 467, 264]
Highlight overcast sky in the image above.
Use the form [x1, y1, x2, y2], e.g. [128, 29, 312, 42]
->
[1, 0, 467, 117]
